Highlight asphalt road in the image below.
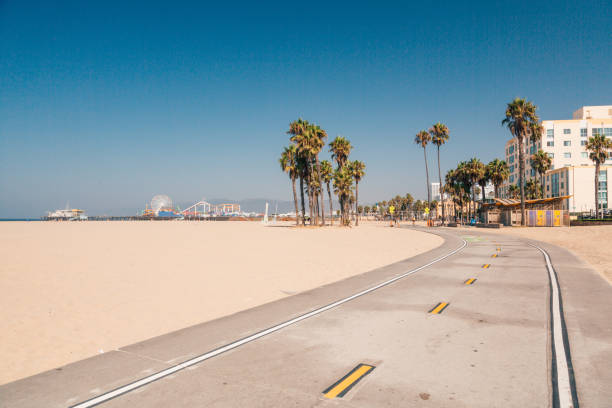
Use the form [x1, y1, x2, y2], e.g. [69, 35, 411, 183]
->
[2, 227, 611, 407]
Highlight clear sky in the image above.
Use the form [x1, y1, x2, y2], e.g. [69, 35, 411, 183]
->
[1, 0, 610, 217]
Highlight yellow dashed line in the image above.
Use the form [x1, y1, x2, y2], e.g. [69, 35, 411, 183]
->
[482, 264, 490, 269]
[429, 302, 450, 314]
[464, 278, 476, 285]
[323, 364, 375, 398]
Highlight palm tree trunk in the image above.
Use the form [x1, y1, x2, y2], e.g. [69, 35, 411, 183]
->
[494, 184, 499, 199]
[518, 136, 527, 225]
[437, 146, 445, 224]
[316, 157, 325, 226]
[595, 163, 600, 219]
[299, 177, 306, 226]
[423, 147, 431, 221]
[481, 185, 486, 202]
[327, 183, 333, 226]
[355, 181, 360, 226]
[291, 177, 299, 226]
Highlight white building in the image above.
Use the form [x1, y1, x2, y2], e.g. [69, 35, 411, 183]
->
[502, 105, 612, 212]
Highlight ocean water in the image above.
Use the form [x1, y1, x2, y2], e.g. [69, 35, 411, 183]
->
[0, 219, 41, 221]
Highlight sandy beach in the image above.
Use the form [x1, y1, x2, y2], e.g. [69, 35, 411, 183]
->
[458, 225, 612, 284]
[0, 221, 442, 384]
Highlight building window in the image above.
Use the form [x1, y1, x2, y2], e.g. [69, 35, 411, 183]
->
[563, 129, 571, 134]
[509, 175, 514, 183]
[580, 128, 587, 137]
[581, 152, 588, 158]
[593, 128, 602, 136]
[564, 152, 571, 158]
[548, 152, 554, 158]
[581, 140, 587, 146]
[547, 129, 554, 138]
[606, 128, 612, 137]
[563, 140, 571, 146]
[531, 169, 535, 176]
[547, 185, 550, 191]
[509, 145, 515, 154]
[547, 141, 554, 147]
[561, 182, 564, 189]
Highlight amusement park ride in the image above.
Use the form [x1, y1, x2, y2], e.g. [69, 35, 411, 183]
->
[141, 195, 242, 219]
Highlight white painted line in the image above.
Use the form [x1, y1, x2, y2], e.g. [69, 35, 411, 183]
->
[70, 239, 467, 407]
[530, 243, 577, 408]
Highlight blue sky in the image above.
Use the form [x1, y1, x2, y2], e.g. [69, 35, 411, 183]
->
[1, 0, 610, 217]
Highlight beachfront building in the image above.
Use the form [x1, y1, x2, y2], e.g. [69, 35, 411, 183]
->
[501, 105, 612, 213]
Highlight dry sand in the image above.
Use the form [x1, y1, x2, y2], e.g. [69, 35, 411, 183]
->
[0, 221, 442, 384]
[461, 225, 612, 284]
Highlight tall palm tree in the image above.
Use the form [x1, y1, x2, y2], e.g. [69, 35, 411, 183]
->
[525, 179, 539, 200]
[429, 122, 450, 224]
[531, 150, 552, 198]
[320, 160, 334, 225]
[585, 134, 612, 218]
[349, 160, 366, 226]
[478, 170, 489, 202]
[310, 123, 328, 225]
[279, 145, 300, 225]
[333, 166, 354, 226]
[329, 136, 353, 170]
[287, 119, 313, 225]
[466, 158, 485, 219]
[486, 159, 510, 199]
[329, 136, 353, 222]
[415, 130, 432, 217]
[502, 98, 541, 225]
[508, 184, 520, 199]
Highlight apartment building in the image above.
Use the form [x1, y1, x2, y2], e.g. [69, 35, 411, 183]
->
[501, 105, 612, 212]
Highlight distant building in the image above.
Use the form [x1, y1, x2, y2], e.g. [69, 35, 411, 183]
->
[501, 105, 612, 212]
[430, 182, 449, 202]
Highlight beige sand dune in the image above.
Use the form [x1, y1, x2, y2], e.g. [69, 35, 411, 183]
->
[0, 221, 442, 384]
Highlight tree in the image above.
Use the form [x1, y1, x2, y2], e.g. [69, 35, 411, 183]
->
[430, 122, 450, 224]
[502, 98, 541, 225]
[525, 179, 540, 199]
[333, 166, 354, 226]
[508, 184, 520, 199]
[310, 124, 328, 225]
[478, 169, 489, 202]
[466, 158, 485, 219]
[329, 136, 353, 170]
[415, 130, 432, 219]
[320, 160, 334, 225]
[486, 159, 510, 198]
[349, 160, 366, 226]
[585, 134, 612, 218]
[531, 150, 551, 198]
[279, 145, 300, 225]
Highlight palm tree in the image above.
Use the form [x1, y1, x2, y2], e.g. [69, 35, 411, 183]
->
[478, 170, 489, 202]
[486, 159, 510, 198]
[349, 160, 366, 226]
[333, 166, 354, 226]
[310, 123, 328, 225]
[329, 136, 353, 222]
[288, 119, 314, 225]
[585, 134, 612, 218]
[525, 179, 540, 200]
[508, 184, 520, 199]
[320, 160, 334, 225]
[531, 150, 552, 198]
[466, 158, 485, 219]
[415, 130, 432, 217]
[279, 145, 300, 225]
[429, 122, 450, 224]
[329, 136, 353, 170]
[502, 98, 541, 225]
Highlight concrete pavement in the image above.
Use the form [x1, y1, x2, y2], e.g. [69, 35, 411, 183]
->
[2, 228, 611, 407]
